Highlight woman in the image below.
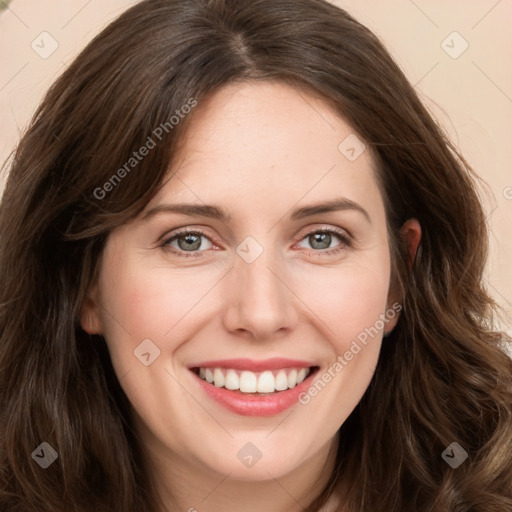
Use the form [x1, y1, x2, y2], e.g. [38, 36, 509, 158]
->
[0, 0, 511, 511]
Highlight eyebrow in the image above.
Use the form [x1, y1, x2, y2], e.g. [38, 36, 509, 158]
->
[142, 196, 371, 224]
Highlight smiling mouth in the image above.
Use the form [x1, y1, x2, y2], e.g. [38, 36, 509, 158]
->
[191, 366, 319, 394]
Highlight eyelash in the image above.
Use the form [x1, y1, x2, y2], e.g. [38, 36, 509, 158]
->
[160, 227, 352, 258]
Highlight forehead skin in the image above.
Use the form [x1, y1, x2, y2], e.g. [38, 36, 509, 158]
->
[156, 80, 385, 241]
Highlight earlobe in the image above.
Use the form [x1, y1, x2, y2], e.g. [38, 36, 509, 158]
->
[383, 303, 401, 337]
[384, 219, 421, 336]
[80, 285, 103, 335]
[400, 218, 422, 269]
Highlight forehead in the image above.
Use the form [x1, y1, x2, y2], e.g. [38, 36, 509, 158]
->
[149, 81, 384, 224]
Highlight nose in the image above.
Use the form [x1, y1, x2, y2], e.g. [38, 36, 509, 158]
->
[221, 247, 299, 340]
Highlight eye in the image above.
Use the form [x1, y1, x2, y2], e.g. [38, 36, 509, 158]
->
[160, 226, 352, 258]
[296, 227, 351, 255]
[161, 229, 215, 257]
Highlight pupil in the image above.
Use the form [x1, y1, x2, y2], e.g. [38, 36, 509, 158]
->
[310, 233, 331, 250]
[179, 234, 201, 251]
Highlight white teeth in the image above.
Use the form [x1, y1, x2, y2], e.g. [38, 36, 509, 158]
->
[196, 367, 312, 393]
[224, 369, 239, 390]
[213, 368, 225, 388]
[297, 368, 307, 384]
[275, 370, 288, 391]
[257, 371, 275, 393]
[287, 369, 297, 388]
[205, 368, 214, 384]
[239, 371, 258, 393]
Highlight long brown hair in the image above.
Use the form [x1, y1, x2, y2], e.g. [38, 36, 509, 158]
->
[1, 1, 511, 510]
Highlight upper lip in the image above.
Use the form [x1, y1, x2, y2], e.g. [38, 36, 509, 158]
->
[189, 358, 315, 372]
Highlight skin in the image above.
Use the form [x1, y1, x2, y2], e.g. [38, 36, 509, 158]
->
[81, 81, 421, 512]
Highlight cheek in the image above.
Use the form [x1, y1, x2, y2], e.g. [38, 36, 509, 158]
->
[294, 262, 391, 421]
[97, 256, 222, 357]
[292, 257, 392, 347]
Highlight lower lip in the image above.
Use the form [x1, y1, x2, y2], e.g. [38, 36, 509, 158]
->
[192, 368, 318, 417]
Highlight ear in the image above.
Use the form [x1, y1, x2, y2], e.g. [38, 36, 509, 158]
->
[80, 281, 103, 335]
[384, 218, 421, 335]
[400, 218, 422, 269]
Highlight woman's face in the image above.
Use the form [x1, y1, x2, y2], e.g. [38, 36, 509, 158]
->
[82, 81, 403, 484]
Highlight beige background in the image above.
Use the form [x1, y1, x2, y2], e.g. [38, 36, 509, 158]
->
[0, 1, 511, 336]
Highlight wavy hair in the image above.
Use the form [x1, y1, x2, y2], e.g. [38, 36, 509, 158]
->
[1, 0, 511, 510]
